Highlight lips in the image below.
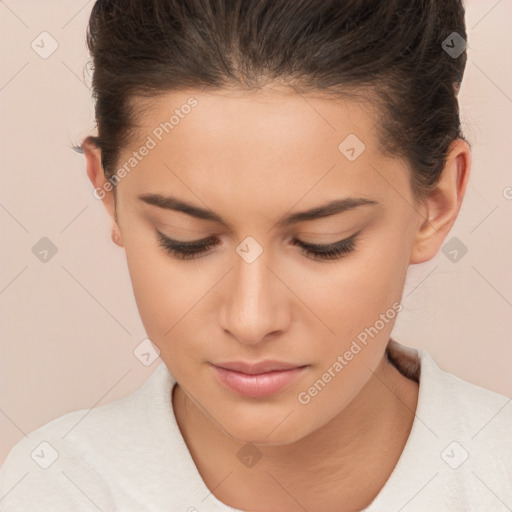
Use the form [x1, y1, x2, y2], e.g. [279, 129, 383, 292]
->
[213, 360, 305, 375]
[210, 360, 309, 397]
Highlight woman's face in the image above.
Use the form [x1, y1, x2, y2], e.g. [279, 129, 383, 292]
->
[105, 86, 426, 444]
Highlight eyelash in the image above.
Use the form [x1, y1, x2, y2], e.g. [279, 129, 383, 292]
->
[156, 230, 360, 262]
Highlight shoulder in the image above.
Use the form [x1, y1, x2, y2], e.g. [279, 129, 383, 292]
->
[420, 348, 512, 434]
[368, 341, 512, 511]
[0, 364, 172, 511]
[417, 348, 512, 507]
[388, 339, 511, 434]
[0, 407, 116, 511]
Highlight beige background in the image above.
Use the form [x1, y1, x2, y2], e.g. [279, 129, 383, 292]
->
[1, 0, 511, 465]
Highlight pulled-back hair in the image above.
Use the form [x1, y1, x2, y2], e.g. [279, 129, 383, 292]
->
[83, 0, 469, 203]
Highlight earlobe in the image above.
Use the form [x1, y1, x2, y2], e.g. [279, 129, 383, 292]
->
[409, 138, 471, 265]
[111, 228, 124, 247]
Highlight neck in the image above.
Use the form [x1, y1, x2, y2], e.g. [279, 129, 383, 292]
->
[172, 350, 419, 512]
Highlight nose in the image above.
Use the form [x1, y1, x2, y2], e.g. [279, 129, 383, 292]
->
[219, 250, 290, 346]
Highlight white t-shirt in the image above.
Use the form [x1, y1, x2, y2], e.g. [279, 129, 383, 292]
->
[1, 341, 511, 511]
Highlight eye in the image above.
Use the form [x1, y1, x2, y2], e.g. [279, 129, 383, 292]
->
[157, 230, 219, 260]
[291, 230, 360, 262]
[156, 230, 360, 262]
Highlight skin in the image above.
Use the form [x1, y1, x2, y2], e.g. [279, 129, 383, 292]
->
[84, 85, 471, 511]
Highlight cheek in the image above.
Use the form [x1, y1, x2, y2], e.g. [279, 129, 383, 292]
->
[292, 245, 408, 418]
[121, 223, 232, 379]
[295, 228, 410, 400]
[121, 225, 197, 345]
[303, 234, 407, 337]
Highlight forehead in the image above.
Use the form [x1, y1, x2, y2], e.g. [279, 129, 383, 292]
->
[132, 85, 380, 150]
[116, 87, 407, 220]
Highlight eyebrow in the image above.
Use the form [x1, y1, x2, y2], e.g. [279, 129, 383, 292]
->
[138, 193, 378, 230]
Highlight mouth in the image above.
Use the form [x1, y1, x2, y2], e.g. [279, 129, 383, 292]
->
[209, 361, 309, 398]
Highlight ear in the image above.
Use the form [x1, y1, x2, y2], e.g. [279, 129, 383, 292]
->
[410, 138, 471, 264]
[82, 136, 124, 247]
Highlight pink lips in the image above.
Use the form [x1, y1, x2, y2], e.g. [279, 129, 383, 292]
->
[210, 360, 308, 397]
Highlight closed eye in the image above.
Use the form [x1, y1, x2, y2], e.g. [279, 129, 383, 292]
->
[291, 231, 360, 261]
[156, 230, 361, 262]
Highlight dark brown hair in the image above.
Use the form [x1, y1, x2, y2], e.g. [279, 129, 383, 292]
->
[81, 0, 469, 203]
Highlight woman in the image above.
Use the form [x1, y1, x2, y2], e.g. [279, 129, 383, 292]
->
[1, 1, 510, 511]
